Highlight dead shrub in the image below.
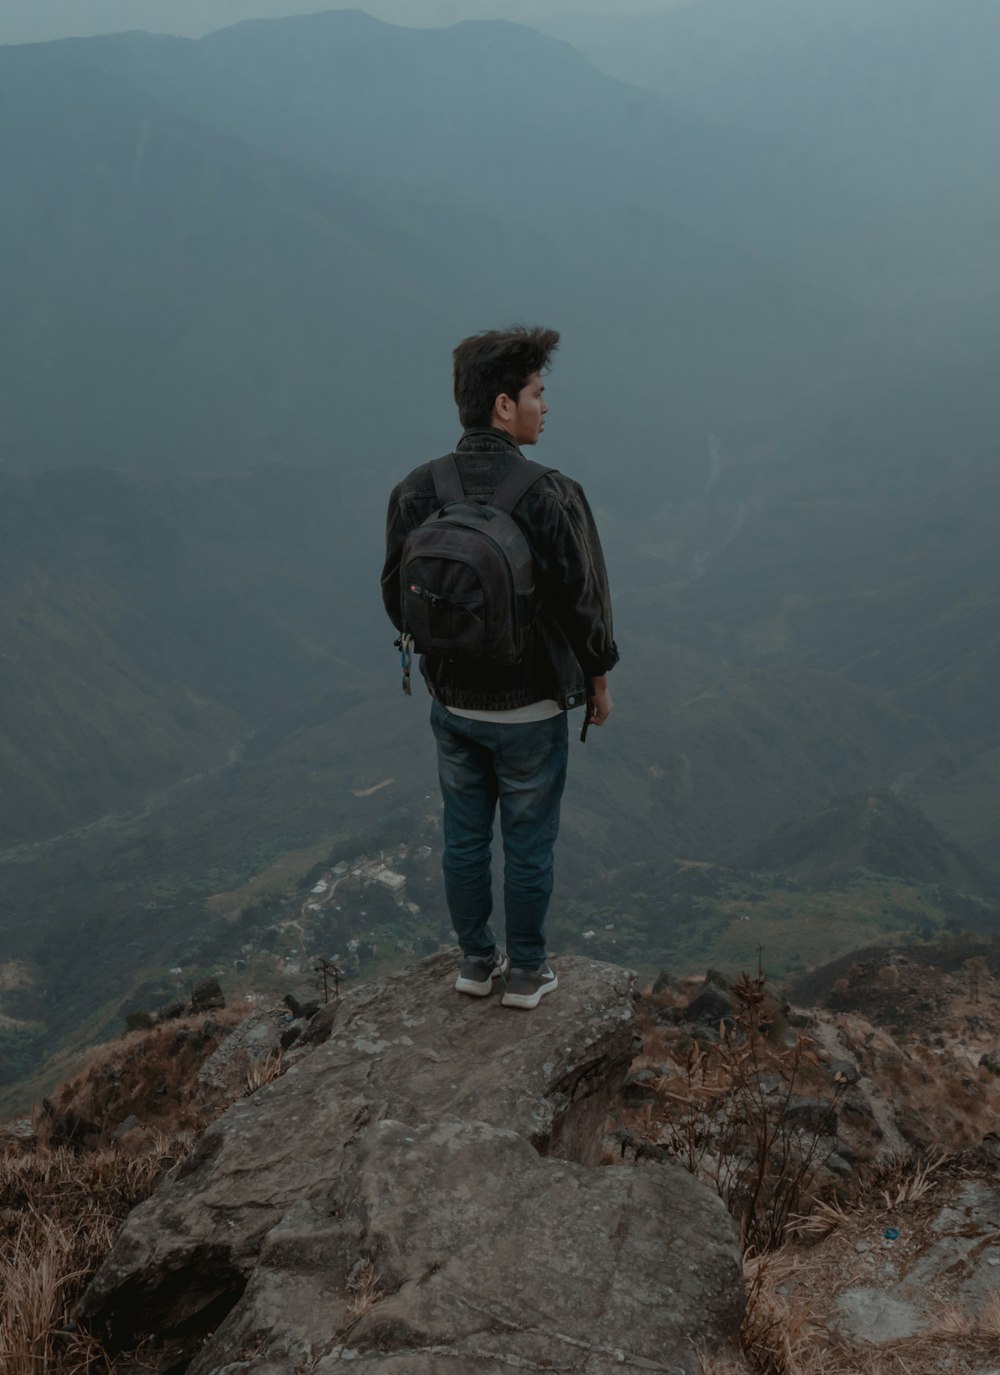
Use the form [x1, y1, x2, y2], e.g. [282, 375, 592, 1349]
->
[634, 971, 847, 1252]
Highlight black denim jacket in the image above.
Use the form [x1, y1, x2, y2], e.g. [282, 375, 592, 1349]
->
[381, 429, 619, 711]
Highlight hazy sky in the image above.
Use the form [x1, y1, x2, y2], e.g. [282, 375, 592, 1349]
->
[0, 0, 691, 45]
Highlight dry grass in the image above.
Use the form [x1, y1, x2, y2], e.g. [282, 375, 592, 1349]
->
[0, 1001, 269, 1373]
[978, 1291, 1000, 1337]
[731, 1157, 1000, 1375]
[0, 1135, 190, 1375]
[851, 1151, 951, 1213]
[0, 1008, 255, 1374]
[49, 1010, 244, 1134]
[917, 1291, 1000, 1343]
[875, 1153, 950, 1210]
[785, 1198, 851, 1240]
[696, 1346, 751, 1374]
[242, 1050, 285, 1097]
[735, 1250, 929, 1375]
[346, 1259, 384, 1319]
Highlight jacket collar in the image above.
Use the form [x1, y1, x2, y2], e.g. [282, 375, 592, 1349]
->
[455, 427, 523, 456]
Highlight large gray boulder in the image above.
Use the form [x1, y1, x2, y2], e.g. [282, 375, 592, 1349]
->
[80, 953, 744, 1373]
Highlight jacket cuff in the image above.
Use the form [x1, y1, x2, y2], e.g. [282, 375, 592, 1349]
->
[581, 643, 620, 679]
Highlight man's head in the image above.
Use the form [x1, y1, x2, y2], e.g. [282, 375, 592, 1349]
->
[452, 325, 559, 446]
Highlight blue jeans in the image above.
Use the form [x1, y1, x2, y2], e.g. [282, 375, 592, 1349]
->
[429, 699, 569, 970]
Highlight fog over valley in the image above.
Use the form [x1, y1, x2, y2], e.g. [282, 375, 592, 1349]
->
[1, 0, 998, 1104]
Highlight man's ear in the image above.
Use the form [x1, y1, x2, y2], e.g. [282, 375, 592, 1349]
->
[493, 392, 515, 424]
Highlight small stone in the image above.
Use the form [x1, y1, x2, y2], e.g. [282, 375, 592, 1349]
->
[300, 1004, 339, 1047]
[825, 1153, 854, 1180]
[285, 992, 322, 1020]
[683, 985, 732, 1027]
[784, 1095, 838, 1136]
[832, 1287, 927, 1343]
[2, 1117, 36, 1143]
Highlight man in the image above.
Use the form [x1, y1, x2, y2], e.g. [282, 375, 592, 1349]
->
[381, 326, 618, 1009]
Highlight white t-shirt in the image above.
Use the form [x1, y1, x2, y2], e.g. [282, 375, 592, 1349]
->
[446, 699, 564, 724]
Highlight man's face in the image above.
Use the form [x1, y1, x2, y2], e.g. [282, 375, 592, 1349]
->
[494, 371, 548, 445]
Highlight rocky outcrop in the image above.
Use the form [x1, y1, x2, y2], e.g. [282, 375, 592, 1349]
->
[195, 1008, 284, 1110]
[80, 953, 744, 1373]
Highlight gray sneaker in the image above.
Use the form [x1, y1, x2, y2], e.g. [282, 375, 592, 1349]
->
[454, 949, 508, 997]
[500, 962, 558, 1010]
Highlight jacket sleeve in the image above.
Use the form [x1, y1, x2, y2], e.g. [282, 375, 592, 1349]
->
[544, 480, 619, 679]
[380, 484, 406, 632]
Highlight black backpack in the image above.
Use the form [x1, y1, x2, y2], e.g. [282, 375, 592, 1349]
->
[399, 453, 554, 665]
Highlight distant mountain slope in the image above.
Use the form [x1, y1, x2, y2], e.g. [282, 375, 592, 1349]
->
[739, 792, 996, 896]
[0, 12, 860, 483]
[535, 0, 1000, 161]
[789, 932, 1000, 1024]
[0, 0, 689, 46]
[105, 11, 764, 212]
[535, 0, 1000, 303]
[0, 0, 339, 45]
[5, 8, 988, 491]
[0, 465, 382, 845]
[0, 41, 470, 474]
[645, 666, 936, 859]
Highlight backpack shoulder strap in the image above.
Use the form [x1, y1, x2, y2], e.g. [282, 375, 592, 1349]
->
[491, 459, 556, 514]
[430, 453, 465, 505]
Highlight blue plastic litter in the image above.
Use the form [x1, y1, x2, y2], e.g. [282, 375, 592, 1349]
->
[884, 1227, 901, 1241]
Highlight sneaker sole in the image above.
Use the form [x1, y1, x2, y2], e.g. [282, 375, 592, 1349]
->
[455, 960, 508, 997]
[500, 974, 558, 1010]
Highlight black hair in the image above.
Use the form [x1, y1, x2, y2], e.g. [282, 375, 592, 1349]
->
[452, 325, 560, 429]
